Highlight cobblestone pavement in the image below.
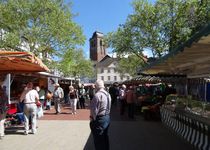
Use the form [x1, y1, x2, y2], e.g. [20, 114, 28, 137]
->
[0, 103, 195, 150]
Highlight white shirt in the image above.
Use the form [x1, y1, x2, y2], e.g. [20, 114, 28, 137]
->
[20, 89, 39, 103]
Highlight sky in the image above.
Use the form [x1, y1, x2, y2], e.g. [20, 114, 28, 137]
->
[69, 0, 155, 58]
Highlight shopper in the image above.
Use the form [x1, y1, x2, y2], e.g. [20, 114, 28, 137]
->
[69, 86, 78, 115]
[78, 84, 86, 109]
[20, 82, 39, 135]
[109, 82, 119, 105]
[90, 79, 111, 150]
[0, 85, 8, 139]
[88, 84, 96, 101]
[119, 84, 127, 115]
[53, 83, 63, 114]
[38, 86, 46, 109]
[125, 86, 136, 119]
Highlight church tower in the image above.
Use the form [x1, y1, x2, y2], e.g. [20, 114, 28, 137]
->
[89, 31, 106, 62]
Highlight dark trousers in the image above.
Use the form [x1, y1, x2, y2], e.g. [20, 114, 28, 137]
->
[120, 99, 126, 115]
[89, 95, 94, 101]
[77, 100, 80, 109]
[79, 97, 85, 109]
[90, 115, 110, 150]
[127, 103, 135, 119]
[111, 96, 117, 105]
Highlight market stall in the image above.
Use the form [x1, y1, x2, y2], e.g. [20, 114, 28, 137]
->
[139, 23, 210, 150]
[0, 51, 50, 126]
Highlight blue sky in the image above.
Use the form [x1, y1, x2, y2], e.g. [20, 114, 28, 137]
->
[70, 0, 133, 58]
[69, 0, 154, 58]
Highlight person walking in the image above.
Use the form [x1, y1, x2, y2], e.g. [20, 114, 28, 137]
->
[0, 85, 8, 139]
[69, 86, 78, 115]
[78, 84, 86, 109]
[64, 85, 70, 104]
[125, 86, 136, 119]
[53, 83, 63, 114]
[119, 84, 127, 115]
[109, 82, 119, 106]
[88, 84, 96, 101]
[90, 79, 111, 150]
[20, 82, 39, 135]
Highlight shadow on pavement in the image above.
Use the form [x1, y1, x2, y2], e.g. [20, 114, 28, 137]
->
[83, 105, 195, 150]
[5, 126, 24, 135]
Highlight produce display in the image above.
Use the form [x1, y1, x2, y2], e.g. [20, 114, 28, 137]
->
[164, 94, 210, 118]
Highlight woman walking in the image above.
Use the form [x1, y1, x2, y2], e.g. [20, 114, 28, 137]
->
[69, 86, 78, 115]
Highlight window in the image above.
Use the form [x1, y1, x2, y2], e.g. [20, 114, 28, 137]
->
[114, 76, 117, 81]
[107, 68, 110, 73]
[114, 68, 117, 73]
[120, 76, 123, 80]
[101, 76, 104, 80]
[108, 76, 110, 81]
[101, 68, 104, 73]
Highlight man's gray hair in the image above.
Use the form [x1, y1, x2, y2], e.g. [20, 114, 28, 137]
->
[95, 79, 105, 89]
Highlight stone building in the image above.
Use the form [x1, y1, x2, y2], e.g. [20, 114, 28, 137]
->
[89, 31, 106, 62]
[89, 31, 132, 85]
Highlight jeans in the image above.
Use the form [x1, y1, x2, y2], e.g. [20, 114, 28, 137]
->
[90, 115, 110, 150]
[54, 98, 61, 113]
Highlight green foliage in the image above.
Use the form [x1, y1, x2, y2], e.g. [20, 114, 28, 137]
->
[60, 48, 94, 78]
[0, 0, 85, 63]
[117, 54, 145, 76]
[106, 0, 210, 70]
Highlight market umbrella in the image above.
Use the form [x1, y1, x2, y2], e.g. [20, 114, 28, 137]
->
[0, 51, 50, 72]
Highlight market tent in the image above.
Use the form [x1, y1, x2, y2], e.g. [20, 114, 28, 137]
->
[0, 51, 50, 73]
[35, 72, 60, 78]
[140, 23, 210, 78]
[123, 74, 186, 85]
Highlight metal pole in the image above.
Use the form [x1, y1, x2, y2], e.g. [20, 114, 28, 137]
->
[204, 81, 207, 102]
[8, 73, 11, 104]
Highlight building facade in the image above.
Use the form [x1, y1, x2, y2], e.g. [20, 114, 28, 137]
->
[90, 31, 132, 85]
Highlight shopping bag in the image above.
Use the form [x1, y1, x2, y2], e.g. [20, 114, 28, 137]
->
[36, 100, 41, 107]
[37, 106, 44, 119]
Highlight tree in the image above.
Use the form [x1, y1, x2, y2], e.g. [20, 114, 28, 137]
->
[106, 0, 210, 63]
[60, 48, 94, 78]
[117, 54, 145, 76]
[0, 0, 85, 64]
